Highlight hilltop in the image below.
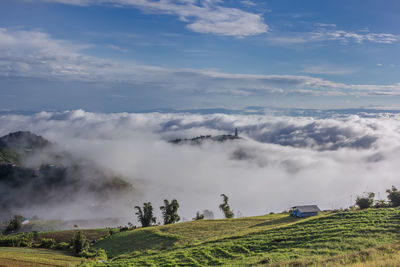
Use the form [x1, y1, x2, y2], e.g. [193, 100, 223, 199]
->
[0, 131, 50, 165]
[0, 131, 51, 152]
[170, 134, 241, 145]
[85, 208, 400, 266]
[0, 131, 135, 223]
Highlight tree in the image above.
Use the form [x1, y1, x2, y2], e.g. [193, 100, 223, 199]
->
[70, 231, 89, 255]
[355, 192, 375, 209]
[4, 215, 23, 234]
[219, 194, 234, 218]
[160, 199, 180, 225]
[135, 202, 156, 227]
[386, 186, 400, 207]
[374, 199, 389, 208]
[193, 211, 204, 220]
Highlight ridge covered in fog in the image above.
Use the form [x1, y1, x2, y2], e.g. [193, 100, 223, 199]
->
[0, 130, 137, 222]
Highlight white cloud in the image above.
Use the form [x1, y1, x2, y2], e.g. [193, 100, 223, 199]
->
[240, 0, 256, 7]
[314, 23, 337, 28]
[302, 66, 356, 75]
[267, 27, 399, 45]
[38, 0, 268, 37]
[1, 28, 400, 97]
[1, 110, 400, 220]
[107, 44, 128, 53]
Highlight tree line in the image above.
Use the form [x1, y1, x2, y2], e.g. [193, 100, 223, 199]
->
[355, 186, 400, 209]
[134, 194, 234, 228]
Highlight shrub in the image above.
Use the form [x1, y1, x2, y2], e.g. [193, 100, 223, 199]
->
[19, 240, 30, 247]
[55, 242, 70, 250]
[374, 200, 389, 208]
[33, 231, 39, 241]
[4, 215, 24, 234]
[386, 186, 400, 207]
[70, 231, 89, 255]
[0, 233, 33, 247]
[39, 238, 56, 248]
[193, 211, 204, 220]
[79, 248, 107, 260]
[119, 226, 129, 232]
[356, 192, 375, 209]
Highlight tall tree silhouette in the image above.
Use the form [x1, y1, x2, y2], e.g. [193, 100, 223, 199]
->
[160, 199, 180, 225]
[135, 202, 156, 227]
[219, 194, 234, 218]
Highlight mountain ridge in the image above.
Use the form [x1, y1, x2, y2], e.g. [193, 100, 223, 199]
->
[0, 131, 136, 222]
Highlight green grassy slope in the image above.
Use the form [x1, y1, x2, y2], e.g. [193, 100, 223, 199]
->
[0, 247, 83, 267]
[92, 209, 400, 266]
[93, 213, 300, 257]
[93, 228, 180, 258]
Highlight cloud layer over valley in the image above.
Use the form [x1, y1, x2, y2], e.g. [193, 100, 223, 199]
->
[1, 110, 400, 223]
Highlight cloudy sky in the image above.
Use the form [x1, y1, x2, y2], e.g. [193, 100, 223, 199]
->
[0, 0, 400, 111]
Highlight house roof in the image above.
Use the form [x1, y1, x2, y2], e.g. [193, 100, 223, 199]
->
[292, 205, 321, 213]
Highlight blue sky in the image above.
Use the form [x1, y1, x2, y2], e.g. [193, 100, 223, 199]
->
[0, 0, 399, 112]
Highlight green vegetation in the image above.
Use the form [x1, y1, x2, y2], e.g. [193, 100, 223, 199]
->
[160, 199, 180, 225]
[219, 194, 234, 218]
[93, 227, 180, 258]
[88, 208, 400, 266]
[355, 192, 375, 209]
[3, 209, 400, 266]
[39, 229, 109, 243]
[135, 202, 156, 227]
[0, 229, 108, 265]
[0, 247, 83, 267]
[193, 211, 204, 220]
[4, 215, 24, 234]
[0, 149, 18, 164]
[268, 243, 400, 266]
[71, 231, 90, 255]
[386, 186, 400, 207]
[0, 147, 19, 164]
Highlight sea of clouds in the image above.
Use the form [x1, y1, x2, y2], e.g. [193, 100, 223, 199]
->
[1, 110, 400, 223]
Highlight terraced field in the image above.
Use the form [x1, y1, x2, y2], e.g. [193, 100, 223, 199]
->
[91, 209, 400, 266]
[2, 209, 400, 266]
[0, 247, 83, 267]
[93, 213, 301, 258]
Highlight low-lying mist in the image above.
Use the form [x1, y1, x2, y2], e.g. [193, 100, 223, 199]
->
[1, 110, 400, 226]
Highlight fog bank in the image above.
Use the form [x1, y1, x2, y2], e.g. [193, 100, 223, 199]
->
[1, 110, 399, 223]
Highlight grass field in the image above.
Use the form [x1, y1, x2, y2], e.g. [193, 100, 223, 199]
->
[93, 213, 302, 258]
[89, 208, 400, 266]
[2, 208, 400, 266]
[0, 247, 83, 267]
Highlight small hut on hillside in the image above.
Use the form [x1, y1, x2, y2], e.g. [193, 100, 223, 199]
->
[291, 205, 321, 218]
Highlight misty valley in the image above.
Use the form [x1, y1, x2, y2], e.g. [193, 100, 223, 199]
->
[1, 110, 400, 266]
